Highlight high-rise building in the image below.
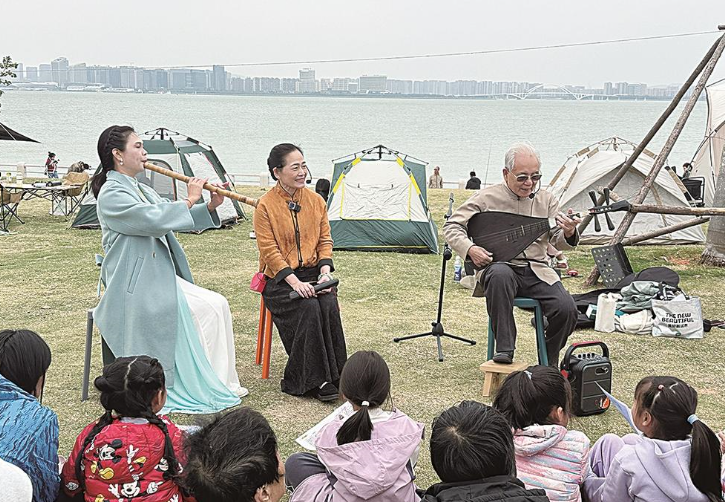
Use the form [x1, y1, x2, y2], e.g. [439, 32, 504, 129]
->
[298, 68, 317, 93]
[358, 75, 387, 93]
[39, 64, 52, 82]
[281, 78, 298, 93]
[70, 63, 88, 84]
[387, 79, 413, 95]
[51, 57, 69, 87]
[332, 78, 352, 92]
[25, 66, 38, 82]
[603, 82, 614, 95]
[212, 65, 226, 91]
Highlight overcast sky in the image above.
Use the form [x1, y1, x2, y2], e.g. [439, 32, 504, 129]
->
[4, 0, 725, 87]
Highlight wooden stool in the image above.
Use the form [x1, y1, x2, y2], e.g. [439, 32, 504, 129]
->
[255, 296, 273, 379]
[479, 360, 528, 398]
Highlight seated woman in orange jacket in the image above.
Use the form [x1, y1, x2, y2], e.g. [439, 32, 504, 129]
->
[253, 143, 347, 402]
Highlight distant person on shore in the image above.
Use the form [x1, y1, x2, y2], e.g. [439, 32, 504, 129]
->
[91, 125, 246, 414]
[44, 152, 59, 178]
[443, 142, 580, 366]
[465, 171, 482, 190]
[428, 166, 443, 189]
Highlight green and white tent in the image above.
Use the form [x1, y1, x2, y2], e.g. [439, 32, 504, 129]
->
[72, 128, 245, 229]
[327, 145, 438, 253]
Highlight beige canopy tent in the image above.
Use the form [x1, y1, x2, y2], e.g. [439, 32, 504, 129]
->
[690, 78, 725, 206]
[548, 137, 705, 245]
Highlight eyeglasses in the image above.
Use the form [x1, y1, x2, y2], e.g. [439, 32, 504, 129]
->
[510, 173, 542, 183]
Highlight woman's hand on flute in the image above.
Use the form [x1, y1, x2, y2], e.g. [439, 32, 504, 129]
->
[206, 182, 228, 213]
[186, 177, 206, 207]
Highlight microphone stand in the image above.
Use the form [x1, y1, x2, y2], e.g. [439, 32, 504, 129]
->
[393, 193, 476, 361]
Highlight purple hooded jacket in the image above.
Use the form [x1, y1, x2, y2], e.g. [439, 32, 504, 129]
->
[290, 409, 424, 502]
[601, 436, 710, 502]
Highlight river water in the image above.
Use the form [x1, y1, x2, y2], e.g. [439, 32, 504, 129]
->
[0, 91, 708, 184]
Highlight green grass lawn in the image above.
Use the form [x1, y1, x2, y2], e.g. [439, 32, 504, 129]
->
[1, 186, 724, 490]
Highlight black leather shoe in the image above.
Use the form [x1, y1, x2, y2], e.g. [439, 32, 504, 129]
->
[492, 351, 514, 364]
[308, 382, 339, 402]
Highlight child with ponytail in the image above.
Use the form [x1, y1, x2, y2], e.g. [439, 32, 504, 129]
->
[286, 350, 424, 502]
[61, 356, 189, 502]
[492, 364, 591, 502]
[585, 376, 723, 502]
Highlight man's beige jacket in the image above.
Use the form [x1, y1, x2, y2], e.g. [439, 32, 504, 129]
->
[443, 182, 579, 297]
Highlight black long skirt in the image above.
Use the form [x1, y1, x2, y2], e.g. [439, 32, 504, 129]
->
[262, 267, 347, 396]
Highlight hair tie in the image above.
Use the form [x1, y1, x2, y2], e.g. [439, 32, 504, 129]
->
[687, 414, 700, 425]
[524, 370, 533, 380]
[361, 401, 370, 407]
[657, 384, 665, 391]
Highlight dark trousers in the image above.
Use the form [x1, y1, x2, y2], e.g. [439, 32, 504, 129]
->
[483, 263, 577, 367]
[285, 452, 328, 491]
[263, 268, 347, 396]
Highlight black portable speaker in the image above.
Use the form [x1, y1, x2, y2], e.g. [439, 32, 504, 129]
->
[560, 341, 611, 416]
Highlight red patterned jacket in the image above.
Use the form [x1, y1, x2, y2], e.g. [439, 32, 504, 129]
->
[61, 415, 193, 502]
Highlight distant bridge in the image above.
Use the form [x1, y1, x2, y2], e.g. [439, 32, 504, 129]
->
[505, 84, 601, 100]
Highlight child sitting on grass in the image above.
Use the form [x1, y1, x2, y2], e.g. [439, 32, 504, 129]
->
[285, 350, 424, 502]
[585, 376, 723, 502]
[493, 364, 591, 502]
[61, 356, 189, 502]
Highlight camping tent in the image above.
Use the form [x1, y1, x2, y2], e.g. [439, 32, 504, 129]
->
[72, 128, 245, 229]
[548, 137, 705, 245]
[690, 78, 725, 206]
[0, 121, 39, 142]
[327, 145, 439, 253]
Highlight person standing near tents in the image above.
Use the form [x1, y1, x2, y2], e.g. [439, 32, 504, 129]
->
[92, 125, 246, 414]
[428, 166, 443, 188]
[253, 143, 347, 402]
[45, 152, 59, 178]
[465, 171, 482, 190]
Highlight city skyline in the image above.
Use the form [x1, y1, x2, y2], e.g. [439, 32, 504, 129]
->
[3, 1, 724, 86]
[6, 57, 691, 100]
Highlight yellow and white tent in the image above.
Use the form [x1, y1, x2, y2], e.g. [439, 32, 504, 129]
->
[327, 145, 439, 253]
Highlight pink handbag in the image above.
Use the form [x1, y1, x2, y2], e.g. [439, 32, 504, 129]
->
[250, 272, 268, 293]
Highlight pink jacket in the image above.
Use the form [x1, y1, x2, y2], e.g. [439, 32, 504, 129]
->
[514, 424, 590, 502]
[290, 410, 424, 502]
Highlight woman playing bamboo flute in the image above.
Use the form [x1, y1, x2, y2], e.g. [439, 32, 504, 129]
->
[92, 125, 246, 414]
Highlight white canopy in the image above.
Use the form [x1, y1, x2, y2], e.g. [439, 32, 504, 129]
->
[690, 78, 725, 206]
[549, 137, 705, 245]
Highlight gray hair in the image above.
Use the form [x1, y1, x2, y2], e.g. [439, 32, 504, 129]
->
[504, 142, 541, 171]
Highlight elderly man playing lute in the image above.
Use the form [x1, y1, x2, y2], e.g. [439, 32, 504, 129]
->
[443, 142, 580, 366]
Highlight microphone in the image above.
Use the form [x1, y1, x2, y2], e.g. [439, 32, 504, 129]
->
[445, 192, 455, 220]
[528, 179, 542, 199]
[306, 166, 313, 185]
[288, 201, 302, 213]
[289, 279, 339, 299]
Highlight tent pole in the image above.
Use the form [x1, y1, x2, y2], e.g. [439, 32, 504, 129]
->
[577, 35, 721, 237]
[621, 217, 710, 245]
[585, 29, 725, 285]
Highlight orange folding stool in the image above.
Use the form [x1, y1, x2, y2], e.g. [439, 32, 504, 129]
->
[255, 296, 274, 379]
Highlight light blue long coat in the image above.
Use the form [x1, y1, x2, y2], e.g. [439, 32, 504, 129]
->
[95, 171, 220, 383]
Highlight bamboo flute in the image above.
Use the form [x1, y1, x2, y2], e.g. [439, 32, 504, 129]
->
[144, 162, 258, 208]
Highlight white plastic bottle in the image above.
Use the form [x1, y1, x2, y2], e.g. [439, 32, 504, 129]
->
[453, 256, 462, 283]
